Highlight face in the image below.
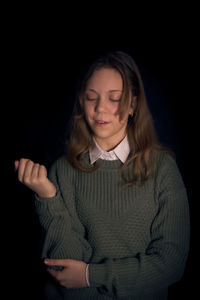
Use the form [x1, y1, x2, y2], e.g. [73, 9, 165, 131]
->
[83, 68, 134, 151]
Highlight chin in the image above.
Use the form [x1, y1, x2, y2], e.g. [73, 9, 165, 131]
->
[93, 132, 111, 139]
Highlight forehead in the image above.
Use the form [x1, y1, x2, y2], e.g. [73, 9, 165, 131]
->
[86, 68, 123, 91]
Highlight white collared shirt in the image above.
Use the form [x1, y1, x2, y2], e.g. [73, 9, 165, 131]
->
[89, 135, 130, 164]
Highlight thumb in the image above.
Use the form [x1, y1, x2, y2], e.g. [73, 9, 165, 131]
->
[14, 160, 19, 171]
[44, 258, 71, 267]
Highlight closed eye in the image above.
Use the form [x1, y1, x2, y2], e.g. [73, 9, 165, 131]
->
[86, 96, 97, 101]
[110, 98, 121, 102]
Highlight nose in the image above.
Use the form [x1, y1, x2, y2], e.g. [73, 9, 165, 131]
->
[95, 97, 107, 113]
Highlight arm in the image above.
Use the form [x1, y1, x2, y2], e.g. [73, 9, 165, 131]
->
[35, 156, 92, 262]
[15, 157, 92, 262]
[36, 157, 92, 262]
[88, 155, 190, 298]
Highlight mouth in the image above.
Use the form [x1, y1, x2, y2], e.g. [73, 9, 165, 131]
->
[94, 120, 110, 126]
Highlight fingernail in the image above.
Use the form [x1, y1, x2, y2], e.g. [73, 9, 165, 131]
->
[44, 259, 49, 264]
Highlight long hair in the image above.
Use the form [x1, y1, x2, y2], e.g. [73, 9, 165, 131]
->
[67, 51, 173, 185]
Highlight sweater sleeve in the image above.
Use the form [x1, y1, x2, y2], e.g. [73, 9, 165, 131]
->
[89, 154, 190, 298]
[35, 156, 92, 263]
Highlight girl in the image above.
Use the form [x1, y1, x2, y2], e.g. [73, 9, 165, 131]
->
[15, 51, 190, 299]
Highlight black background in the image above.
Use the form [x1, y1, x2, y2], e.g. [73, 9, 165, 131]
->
[4, 4, 198, 299]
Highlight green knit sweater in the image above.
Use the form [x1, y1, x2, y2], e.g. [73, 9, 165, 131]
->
[35, 152, 190, 299]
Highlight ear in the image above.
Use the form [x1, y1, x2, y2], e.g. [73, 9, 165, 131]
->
[129, 96, 137, 116]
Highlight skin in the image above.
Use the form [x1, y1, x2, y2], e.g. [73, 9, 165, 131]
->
[84, 67, 135, 151]
[14, 159, 88, 288]
[14, 67, 136, 289]
[14, 159, 56, 198]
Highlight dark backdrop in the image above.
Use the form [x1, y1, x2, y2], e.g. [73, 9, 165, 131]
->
[4, 9, 197, 300]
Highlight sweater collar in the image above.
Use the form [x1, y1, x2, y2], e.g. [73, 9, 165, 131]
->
[89, 135, 130, 165]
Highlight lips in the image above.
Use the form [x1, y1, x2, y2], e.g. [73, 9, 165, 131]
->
[94, 120, 110, 126]
[96, 120, 108, 123]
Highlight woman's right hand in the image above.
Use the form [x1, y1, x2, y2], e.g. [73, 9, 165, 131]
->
[14, 158, 56, 198]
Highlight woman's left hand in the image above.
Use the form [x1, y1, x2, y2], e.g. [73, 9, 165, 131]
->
[44, 259, 88, 289]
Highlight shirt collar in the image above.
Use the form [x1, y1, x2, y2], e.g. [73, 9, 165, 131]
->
[89, 135, 130, 165]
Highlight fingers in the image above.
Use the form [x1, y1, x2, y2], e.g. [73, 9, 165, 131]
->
[17, 158, 30, 182]
[38, 164, 47, 178]
[14, 160, 19, 171]
[15, 158, 56, 198]
[47, 267, 65, 284]
[23, 160, 35, 183]
[44, 259, 71, 267]
[15, 158, 47, 184]
[45, 259, 87, 289]
[44, 259, 66, 277]
[31, 163, 40, 179]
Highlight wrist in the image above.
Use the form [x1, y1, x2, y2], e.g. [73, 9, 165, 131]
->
[37, 191, 56, 198]
[85, 264, 90, 287]
[37, 185, 56, 198]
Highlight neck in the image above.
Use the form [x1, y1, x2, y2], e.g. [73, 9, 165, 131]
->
[94, 133, 127, 151]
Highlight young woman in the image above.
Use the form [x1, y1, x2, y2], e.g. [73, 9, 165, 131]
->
[15, 51, 190, 299]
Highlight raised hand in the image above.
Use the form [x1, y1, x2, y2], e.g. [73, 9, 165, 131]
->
[15, 158, 56, 198]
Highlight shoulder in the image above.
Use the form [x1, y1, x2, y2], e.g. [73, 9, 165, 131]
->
[155, 151, 176, 171]
[48, 155, 77, 181]
[49, 155, 71, 170]
[153, 151, 186, 191]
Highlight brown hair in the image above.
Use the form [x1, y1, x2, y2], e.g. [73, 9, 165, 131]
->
[67, 51, 173, 185]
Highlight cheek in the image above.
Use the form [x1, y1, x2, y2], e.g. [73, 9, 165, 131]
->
[84, 103, 94, 119]
[107, 105, 119, 120]
[118, 112, 129, 126]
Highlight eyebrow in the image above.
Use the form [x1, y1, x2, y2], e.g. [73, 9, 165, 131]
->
[86, 88, 122, 94]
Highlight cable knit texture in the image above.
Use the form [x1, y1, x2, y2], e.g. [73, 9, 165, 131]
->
[35, 152, 190, 299]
